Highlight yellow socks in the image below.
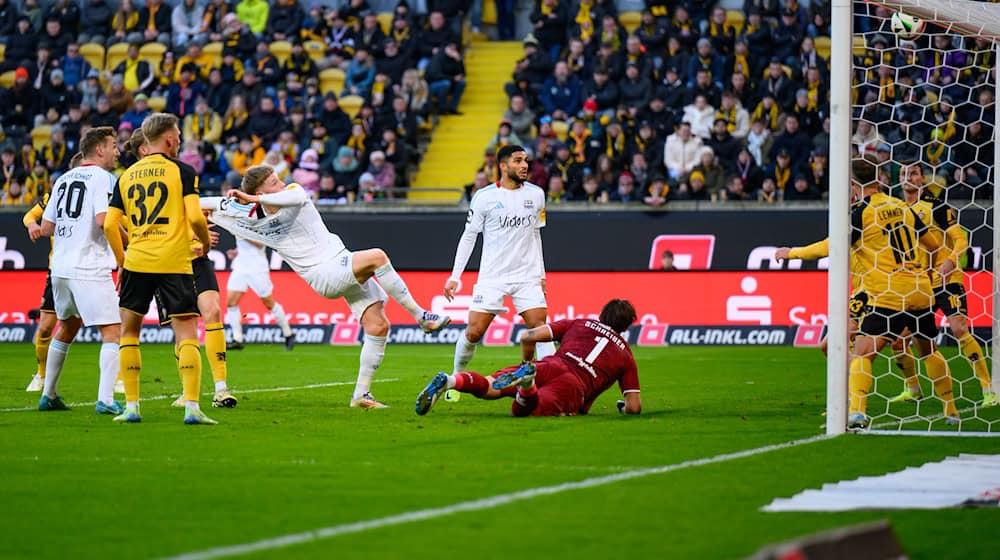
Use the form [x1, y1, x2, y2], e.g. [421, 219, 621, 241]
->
[35, 332, 52, 379]
[924, 350, 958, 417]
[895, 345, 920, 392]
[848, 356, 873, 416]
[177, 339, 202, 402]
[204, 322, 227, 385]
[958, 333, 992, 392]
[119, 337, 141, 402]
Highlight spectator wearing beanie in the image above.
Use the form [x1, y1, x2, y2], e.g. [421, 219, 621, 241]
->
[292, 148, 322, 196]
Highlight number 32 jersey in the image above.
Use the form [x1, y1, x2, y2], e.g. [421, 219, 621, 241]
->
[549, 319, 640, 411]
[110, 153, 199, 274]
[42, 164, 116, 280]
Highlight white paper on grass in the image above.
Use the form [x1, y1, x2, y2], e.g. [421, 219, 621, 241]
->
[762, 454, 1000, 512]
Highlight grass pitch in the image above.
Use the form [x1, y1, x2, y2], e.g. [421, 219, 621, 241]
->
[1, 343, 998, 559]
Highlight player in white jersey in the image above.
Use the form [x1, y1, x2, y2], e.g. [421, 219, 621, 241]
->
[202, 165, 451, 408]
[225, 237, 296, 351]
[443, 144, 556, 401]
[37, 127, 123, 414]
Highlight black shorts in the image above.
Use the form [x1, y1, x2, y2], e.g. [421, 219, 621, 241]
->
[859, 306, 937, 340]
[120, 269, 199, 320]
[157, 257, 217, 325]
[934, 283, 968, 318]
[39, 271, 55, 313]
[849, 291, 870, 322]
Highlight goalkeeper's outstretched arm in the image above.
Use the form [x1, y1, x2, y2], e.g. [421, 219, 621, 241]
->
[774, 238, 829, 262]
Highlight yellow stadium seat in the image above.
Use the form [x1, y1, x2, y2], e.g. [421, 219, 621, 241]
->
[319, 67, 345, 96]
[0, 43, 5, 63]
[203, 42, 224, 66]
[619, 11, 641, 33]
[726, 10, 746, 31]
[338, 94, 364, 118]
[481, 0, 496, 25]
[79, 43, 106, 71]
[376, 12, 393, 35]
[138, 42, 166, 71]
[852, 36, 868, 57]
[551, 119, 568, 141]
[31, 126, 52, 150]
[304, 40, 326, 62]
[148, 96, 167, 112]
[269, 40, 293, 66]
[814, 36, 831, 60]
[106, 42, 130, 73]
[0, 70, 14, 88]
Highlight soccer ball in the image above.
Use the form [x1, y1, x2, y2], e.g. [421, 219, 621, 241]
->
[890, 12, 924, 40]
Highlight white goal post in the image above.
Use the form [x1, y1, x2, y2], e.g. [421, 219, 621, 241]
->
[828, 0, 1000, 435]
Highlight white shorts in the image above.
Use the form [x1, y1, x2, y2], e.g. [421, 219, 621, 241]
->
[227, 269, 274, 298]
[470, 282, 547, 315]
[302, 251, 387, 320]
[51, 276, 121, 326]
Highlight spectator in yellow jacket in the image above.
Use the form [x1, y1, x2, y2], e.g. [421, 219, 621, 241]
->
[236, 0, 269, 36]
[183, 98, 223, 144]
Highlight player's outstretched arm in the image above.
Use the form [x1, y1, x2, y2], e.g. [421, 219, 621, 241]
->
[103, 207, 127, 268]
[776, 238, 829, 262]
[519, 325, 555, 363]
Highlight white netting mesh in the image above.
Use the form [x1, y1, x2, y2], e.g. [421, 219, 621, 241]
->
[847, 0, 998, 432]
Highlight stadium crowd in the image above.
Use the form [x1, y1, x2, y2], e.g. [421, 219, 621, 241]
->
[478, 0, 994, 206]
[0, 0, 477, 206]
[0, 1, 994, 208]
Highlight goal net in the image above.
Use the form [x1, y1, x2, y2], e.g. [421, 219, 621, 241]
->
[828, 0, 1000, 434]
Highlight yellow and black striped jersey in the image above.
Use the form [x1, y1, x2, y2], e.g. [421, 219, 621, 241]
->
[850, 192, 933, 311]
[110, 153, 199, 274]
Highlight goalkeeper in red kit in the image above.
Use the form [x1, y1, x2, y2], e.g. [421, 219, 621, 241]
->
[415, 299, 642, 416]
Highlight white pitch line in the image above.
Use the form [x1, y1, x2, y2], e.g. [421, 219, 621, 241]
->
[0, 378, 399, 413]
[160, 434, 832, 560]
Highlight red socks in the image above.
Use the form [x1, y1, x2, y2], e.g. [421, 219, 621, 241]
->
[453, 372, 490, 397]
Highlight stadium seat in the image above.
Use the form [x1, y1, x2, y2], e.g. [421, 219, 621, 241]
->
[551, 119, 569, 141]
[0, 43, 5, 63]
[0, 70, 14, 88]
[79, 43, 106, 71]
[852, 36, 867, 57]
[338, 94, 364, 118]
[138, 42, 166, 69]
[319, 68, 345, 95]
[203, 41, 224, 66]
[304, 40, 326, 62]
[619, 12, 641, 32]
[481, 0, 496, 25]
[376, 12, 393, 34]
[31, 125, 51, 150]
[106, 42, 130, 72]
[269, 40, 293, 66]
[726, 10, 745, 31]
[148, 96, 167, 112]
[814, 36, 831, 60]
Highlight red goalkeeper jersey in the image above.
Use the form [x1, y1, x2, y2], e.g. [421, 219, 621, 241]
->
[548, 319, 640, 412]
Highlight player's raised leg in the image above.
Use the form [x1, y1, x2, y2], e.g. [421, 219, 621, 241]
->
[38, 316, 82, 411]
[350, 300, 390, 409]
[353, 248, 450, 333]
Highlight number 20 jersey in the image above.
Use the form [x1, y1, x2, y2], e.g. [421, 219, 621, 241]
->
[110, 153, 199, 274]
[42, 164, 116, 280]
[850, 192, 933, 311]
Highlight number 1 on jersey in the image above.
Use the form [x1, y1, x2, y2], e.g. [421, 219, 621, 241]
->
[585, 336, 610, 364]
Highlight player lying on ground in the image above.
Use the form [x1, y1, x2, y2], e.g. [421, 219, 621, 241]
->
[225, 237, 296, 352]
[443, 144, 556, 402]
[201, 165, 451, 408]
[416, 299, 641, 417]
[37, 127, 123, 414]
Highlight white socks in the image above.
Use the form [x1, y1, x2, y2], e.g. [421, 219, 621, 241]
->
[354, 334, 386, 399]
[98, 342, 119, 405]
[271, 302, 293, 337]
[215, 380, 227, 392]
[536, 341, 556, 359]
[374, 263, 424, 321]
[43, 339, 70, 399]
[227, 306, 243, 343]
[453, 333, 478, 374]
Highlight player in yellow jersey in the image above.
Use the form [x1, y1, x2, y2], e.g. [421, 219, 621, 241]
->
[103, 113, 216, 425]
[889, 163, 997, 407]
[846, 156, 958, 429]
[125, 129, 237, 410]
